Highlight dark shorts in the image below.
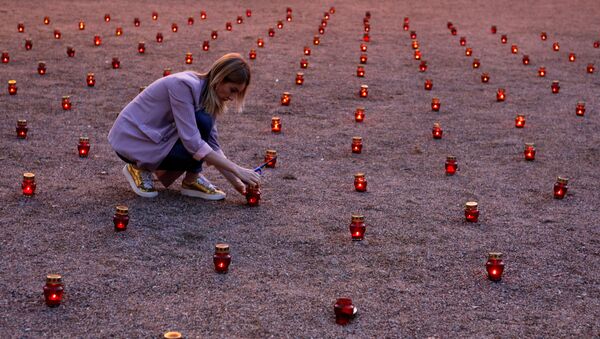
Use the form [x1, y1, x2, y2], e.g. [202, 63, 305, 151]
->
[117, 108, 218, 173]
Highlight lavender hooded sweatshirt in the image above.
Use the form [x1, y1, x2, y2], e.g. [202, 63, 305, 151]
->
[108, 71, 220, 170]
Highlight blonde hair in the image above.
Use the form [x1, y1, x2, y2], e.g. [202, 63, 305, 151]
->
[197, 53, 251, 116]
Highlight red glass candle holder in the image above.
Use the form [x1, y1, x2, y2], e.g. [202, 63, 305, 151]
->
[576, 102, 585, 116]
[54, 29, 61, 39]
[214, 244, 232, 272]
[257, 38, 264, 48]
[8, 80, 17, 95]
[491, 25, 497, 34]
[171, 23, 178, 33]
[93, 35, 101, 46]
[410, 31, 417, 39]
[538, 67, 546, 77]
[134, 18, 140, 27]
[330, 6, 335, 14]
[349, 215, 366, 240]
[363, 33, 370, 42]
[278, 20, 284, 29]
[22, 172, 36, 196]
[112, 57, 120, 69]
[62, 96, 72, 110]
[78, 136, 90, 157]
[445, 156, 457, 175]
[246, 185, 261, 206]
[450, 28, 457, 36]
[511, 44, 518, 54]
[265, 150, 277, 168]
[185, 52, 193, 64]
[86, 72, 95, 87]
[152, 11, 158, 20]
[431, 98, 440, 111]
[553, 177, 568, 199]
[496, 88, 506, 102]
[43, 16, 50, 25]
[226, 22, 232, 31]
[300, 59, 308, 69]
[364, 24, 370, 33]
[246, 9, 252, 17]
[268, 28, 275, 37]
[324, 12, 330, 20]
[2, 51, 9, 63]
[286, 14, 292, 22]
[356, 66, 365, 77]
[236, 16, 243, 24]
[404, 17, 409, 24]
[540, 32, 547, 41]
[552, 42, 559, 51]
[38, 61, 46, 75]
[16, 119, 28, 139]
[412, 40, 419, 50]
[287, 7, 293, 15]
[304, 46, 311, 56]
[113, 205, 129, 231]
[354, 173, 367, 192]
[568, 53, 575, 62]
[281, 92, 291, 106]
[424, 79, 433, 90]
[414, 50, 421, 60]
[200, 11, 207, 20]
[403, 23, 409, 31]
[351, 137, 363, 154]
[460, 37, 466, 46]
[524, 143, 536, 161]
[522, 55, 530, 65]
[211, 30, 218, 40]
[44, 274, 64, 307]
[481, 73, 490, 83]
[138, 42, 145, 54]
[359, 54, 367, 64]
[249, 49, 256, 60]
[465, 47, 472, 56]
[515, 114, 525, 128]
[18, 23, 25, 33]
[115, 27, 123, 36]
[104, 13, 110, 22]
[295, 72, 304, 85]
[271, 117, 281, 133]
[156, 33, 163, 42]
[355, 107, 365, 122]
[313, 35, 320, 46]
[187, 17, 194, 25]
[66, 46, 75, 57]
[551, 80, 560, 94]
[587, 64, 595, 74]
[359, 85, 368, 98]
[202, 41, 209, 51]
[334, 298, 357, 325]
[500, 34, 507, 44]
[464, 201, 479, 222]
[432, 123, 442, 139]
[472, 58, 480, 69]
[447, 22, 453, 29]
[25, 39, 32, 50]
[163, 68, 172, 77]
[486, 252, 504, 282]
[419, 60, 427, 72]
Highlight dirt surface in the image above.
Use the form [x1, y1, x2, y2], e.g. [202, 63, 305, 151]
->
[1, 0, 599, 337]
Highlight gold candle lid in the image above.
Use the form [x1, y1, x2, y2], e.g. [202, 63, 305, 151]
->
[185, 52, 192, 56]
[266, 149, 277, 156]
[488, 252, 502, 260]
[164, 332, 182, 339]
[432, 97, 440, 102]
[79, 136, 89, 143]
[446, 155, 456, 161]
[351, 214, 365, 222]
[557, 176, 568, 184]
[516, 114, 525, 118]
[296, 72, 304, 76]
[39, 61, 46, 65]
[465, 201, 478, 209]
[17, 119, 27, 126]
[46, 274, 62, 284]
[271, 116, 280, 121]
[433, 122, 441, 128]
[352, 136, 362, 142]
[62, 95, 70, 100]
[282, 91, 290, 96]
[552, 80, 559, 84]
[8, 79, 17, 85]
[23, 172, 35, 180]
[87, 72, 94, 77]
[498, 88, 505, 92]
[354, 172, 365, 178]
[356, 107, 365, 111]
[138, 41, 145, 45]
[524, 143, 534, 149]
[115, 205, 129, 215]
[577, 102, 585, 106]
[215, 243, 230, 253]
[360, 85, 368, 89]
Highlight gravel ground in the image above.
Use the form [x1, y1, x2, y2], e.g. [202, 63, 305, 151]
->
[1, 0, 599, 337]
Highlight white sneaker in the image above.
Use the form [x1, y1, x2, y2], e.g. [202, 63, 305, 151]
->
[122, 164, 158, 198]
[181, 175, 226, 200]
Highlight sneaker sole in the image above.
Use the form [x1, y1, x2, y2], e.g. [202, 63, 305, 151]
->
[180, 188, 226, 200]
[122, 165, 158, 198]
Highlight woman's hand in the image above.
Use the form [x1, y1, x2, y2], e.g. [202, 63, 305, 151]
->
[234, 166, 261, 187]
